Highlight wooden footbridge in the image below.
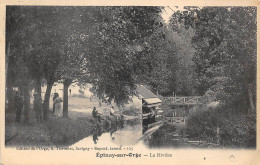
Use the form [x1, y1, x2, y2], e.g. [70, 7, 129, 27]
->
[163, 96, 203, 105]
[137, 85, 203, 139]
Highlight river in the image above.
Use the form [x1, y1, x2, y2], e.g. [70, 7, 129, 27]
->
[71, 119, 218, 149]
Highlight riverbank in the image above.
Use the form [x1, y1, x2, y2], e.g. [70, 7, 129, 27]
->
[5, 96, 127, 147]
[5, 110, 111, 147]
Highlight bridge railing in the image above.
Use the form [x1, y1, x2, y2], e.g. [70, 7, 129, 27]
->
[163, 96, 202, 105]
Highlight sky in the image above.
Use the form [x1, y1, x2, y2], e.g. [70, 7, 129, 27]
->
[161, 6, 185, 24]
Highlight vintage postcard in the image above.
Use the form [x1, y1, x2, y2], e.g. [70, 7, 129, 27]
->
[0, 0, 259, 165]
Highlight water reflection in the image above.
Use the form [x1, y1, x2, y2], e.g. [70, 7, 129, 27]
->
[72, 120, 143, 147]
[71, 113, 213, 149]
[143, 132, 190, 149]
[91, 123, 125, 145]
[92, 128, 102, 144]
[110, 124, 122, 141]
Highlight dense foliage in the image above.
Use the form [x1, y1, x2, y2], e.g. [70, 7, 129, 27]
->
[84, 7, 165, 105]
[186, 105, 256, 148]
[170, 7, 256, 111]
[167, 6, 257, 148]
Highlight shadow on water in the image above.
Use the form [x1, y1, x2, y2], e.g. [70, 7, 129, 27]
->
[142, 123, 222, 149]
[142, 124, 191, 149]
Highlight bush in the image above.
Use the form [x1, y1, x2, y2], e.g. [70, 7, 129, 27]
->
[185, 105, 256, 148]
[122, 106, 140, 116]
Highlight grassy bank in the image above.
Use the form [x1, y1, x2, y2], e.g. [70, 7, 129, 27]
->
[46, 115, 97, 146]
[6, 96, 127, 147]
[5, 111, 98, 147]
[5, 109, 123, 147]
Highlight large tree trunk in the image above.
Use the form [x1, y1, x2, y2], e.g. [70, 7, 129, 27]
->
[43, 81, 54, 120]
[6, 42, 15, 112]
[5, 42, 10, 81]
[6, 76, 14, 112]
[35, 77, 42, 95]
[5, 42, 11, 112]
[63, 79, 72, 118]
[23, 81, 30, 123]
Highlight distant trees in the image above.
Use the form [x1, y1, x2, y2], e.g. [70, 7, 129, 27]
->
[143, 15, 196, 97]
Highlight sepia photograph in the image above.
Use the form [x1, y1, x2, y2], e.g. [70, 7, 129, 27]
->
[1, 2, 259, 165]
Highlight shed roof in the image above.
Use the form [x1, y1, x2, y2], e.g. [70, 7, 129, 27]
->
[143, 98, 162, 104]
[136, 85, 158, 99]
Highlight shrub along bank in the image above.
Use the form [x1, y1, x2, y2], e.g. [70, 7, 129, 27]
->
[185, 105, 256, 148]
